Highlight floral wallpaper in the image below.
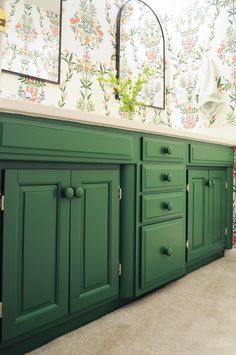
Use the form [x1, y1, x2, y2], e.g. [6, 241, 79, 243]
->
[0, 0, 235, 128]
[2, 0, 60, 82]
[119, 0, 164, 108]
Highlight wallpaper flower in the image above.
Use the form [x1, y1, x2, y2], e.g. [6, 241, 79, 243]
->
[0, 0, 235, 128]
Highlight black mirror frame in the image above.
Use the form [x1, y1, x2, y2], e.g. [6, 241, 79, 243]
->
[116, 0, 165, 110]
[2, 0, 63, 85]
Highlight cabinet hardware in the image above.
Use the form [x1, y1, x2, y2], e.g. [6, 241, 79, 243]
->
[0, 195, 4, 211]
[165, 202, 173, 211]
[118, 187, 122, 200]
[186, 184, 190, 192]
[225, 227, 228, 236]
[74, 187, 84, 198]
[164, 173, 172, 182]
[64, 187, 74, 199]
[208, 180, 213, 187]
[163, 247, 173, 256]
[118, 263, 122, 276]
[225, 181, 228, 190]
[164, 145, 172, 155]
[0, 302, 2, 318]
[186, 240, 189, 249]
[0, 8, 6, 32]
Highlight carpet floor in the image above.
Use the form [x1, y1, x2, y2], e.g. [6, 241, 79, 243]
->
[29, 250, 236, 355]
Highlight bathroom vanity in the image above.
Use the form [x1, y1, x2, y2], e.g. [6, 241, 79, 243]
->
[0, 106, 233, 354]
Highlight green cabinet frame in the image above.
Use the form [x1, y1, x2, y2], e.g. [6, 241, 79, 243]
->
[0, 113, 233, 354]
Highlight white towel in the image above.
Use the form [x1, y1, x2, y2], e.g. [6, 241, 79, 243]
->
[195, 57, 224, 120]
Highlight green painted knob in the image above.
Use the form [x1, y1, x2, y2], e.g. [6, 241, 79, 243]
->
[64, 187, 74, 199]
[75, 187, 84, 198]
[208, 180, 213, 187]
[212, 180, 216, 187]
[164, 247, 173, 256]
[166, 173, 172, 182]
[166, 145, 172, 155]
[166, 202, 173, 211]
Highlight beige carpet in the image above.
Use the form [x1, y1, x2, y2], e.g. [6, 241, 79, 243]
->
[29, 250, 236, 355]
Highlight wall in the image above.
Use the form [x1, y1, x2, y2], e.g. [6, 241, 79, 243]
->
[0, 0, 235, 128]
[2, 0, 60, 82]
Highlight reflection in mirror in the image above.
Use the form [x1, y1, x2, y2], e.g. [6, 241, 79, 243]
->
[117, 0, 165, 109]
[2, 0, 62, 83]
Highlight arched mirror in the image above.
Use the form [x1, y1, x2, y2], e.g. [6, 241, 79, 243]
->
[116, 0, 165, 109]
[2, 0, 62, 83]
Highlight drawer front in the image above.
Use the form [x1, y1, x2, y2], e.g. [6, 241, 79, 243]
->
[1, 121, 134, 161]
[142, 192, 184, 223]
[141, 219, 185, 290]
[189, 144, 233, 166]
[142, 165, 185, 192]
[143, 137, 185, 162]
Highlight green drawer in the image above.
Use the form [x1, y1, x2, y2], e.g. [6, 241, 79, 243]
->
[189, 144, 233, 166]
[0, 121, 134, 161]
[142, 192, 184, 223]
[141, 219, 185, 290]
[143, 137, 185, 162]
[142, 165, 185, 192]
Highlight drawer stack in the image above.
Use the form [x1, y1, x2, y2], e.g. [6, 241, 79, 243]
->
[138, 137, 186, 294]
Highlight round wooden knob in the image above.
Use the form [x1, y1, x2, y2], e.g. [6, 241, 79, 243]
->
[208, 180, 213, 187]
[166, 145, 172, 155]
[64, 187, 74, 199]
[165, 173, 172, 182]
[163, 247, 173, 256]
[166, 202, 173, 211]
[75, 187, 84, 198]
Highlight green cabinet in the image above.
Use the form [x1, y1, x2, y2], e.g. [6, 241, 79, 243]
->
[0, 114, 233, 355]
[2, 167, 120, 341]
[187, 169, 226, 263]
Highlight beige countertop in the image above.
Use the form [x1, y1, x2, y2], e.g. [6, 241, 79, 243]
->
[0, 98, 235, 146]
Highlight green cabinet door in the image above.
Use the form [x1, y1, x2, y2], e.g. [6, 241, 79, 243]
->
[187, 170, 209, 262]
[70, 168, 119, 313]
[209, 170, 226, 252]
[2, 170, 70, 341]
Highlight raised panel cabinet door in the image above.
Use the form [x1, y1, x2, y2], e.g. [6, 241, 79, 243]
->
[187, 170, 209, 262]
[70, 168, 119, 313]
[209, 170, 226, 252]
[2, 170, 71, 341]
[141, 219, 185, 291]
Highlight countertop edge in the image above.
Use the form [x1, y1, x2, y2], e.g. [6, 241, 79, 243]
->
[0, 98, 235, 146]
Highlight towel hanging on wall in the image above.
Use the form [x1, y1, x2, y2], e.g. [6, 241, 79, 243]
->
[194, 57, 224, 121]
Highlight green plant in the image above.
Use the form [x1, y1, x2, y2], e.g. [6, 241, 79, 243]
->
[98, 66, 156, 119]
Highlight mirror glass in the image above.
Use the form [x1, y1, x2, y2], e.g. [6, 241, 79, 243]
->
[2, 0, 62, 83]
[117, 0, 165, 109]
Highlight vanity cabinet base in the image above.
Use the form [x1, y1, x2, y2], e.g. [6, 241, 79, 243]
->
[186, 250, 224, 274]
[0, 300, 127, 355]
